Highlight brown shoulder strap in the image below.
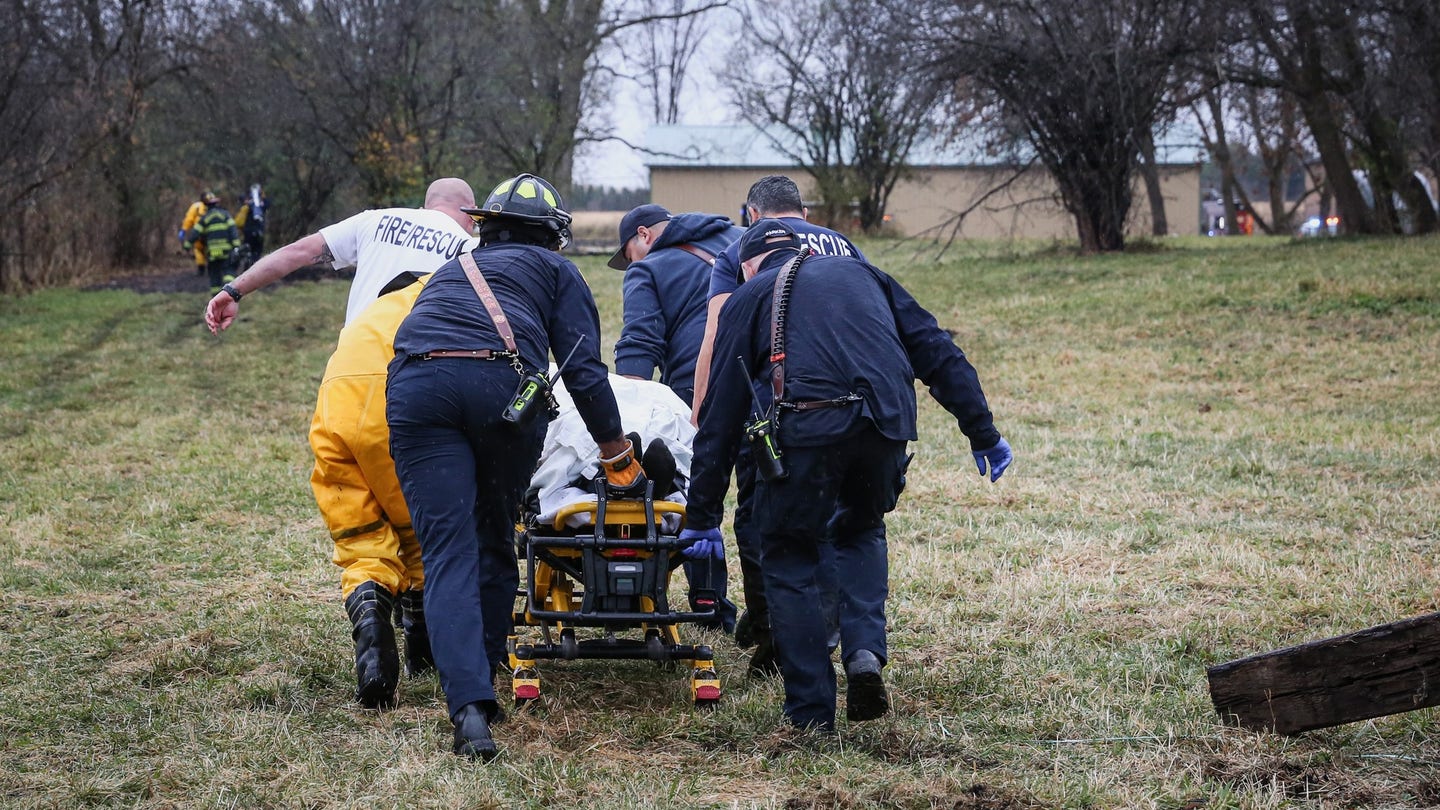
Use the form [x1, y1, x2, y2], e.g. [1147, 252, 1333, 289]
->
[674, 243, 716, 266]
[458, 251, 517, 354]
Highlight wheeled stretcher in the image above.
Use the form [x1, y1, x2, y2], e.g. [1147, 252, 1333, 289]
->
[507, 479, 722, 708]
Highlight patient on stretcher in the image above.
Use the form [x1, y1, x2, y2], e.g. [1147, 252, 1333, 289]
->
[523, 373, 735, 630]
[526, 374, 694, 530]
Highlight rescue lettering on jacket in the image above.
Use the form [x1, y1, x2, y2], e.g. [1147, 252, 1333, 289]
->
[798, 231, 855, 257]
[373, 214, 468, 260]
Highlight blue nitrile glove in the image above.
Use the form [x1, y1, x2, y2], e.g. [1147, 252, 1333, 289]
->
[973, 437, 1013, 482]
[679, 527, 725, 560]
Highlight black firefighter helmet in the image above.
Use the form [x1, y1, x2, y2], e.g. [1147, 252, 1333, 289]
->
[463, 173, 573, 250]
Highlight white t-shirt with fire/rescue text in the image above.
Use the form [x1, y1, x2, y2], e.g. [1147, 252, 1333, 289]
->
[319, 207, 475, 324]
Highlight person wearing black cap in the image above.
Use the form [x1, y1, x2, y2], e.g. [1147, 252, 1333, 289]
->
[691, 175, 866, 677]
[607, 202, 745, 632]
[609, 203, 744, 408]
[386, 173, 647, 760]
[681, 219, 1014, 733]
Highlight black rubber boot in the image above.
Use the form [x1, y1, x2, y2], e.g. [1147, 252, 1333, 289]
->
[344, 582, 399, 709]
[747, 627, 781, 678]
[452, 701, 499, 761]
[734, 610, 759, 648]
[398, 588, 434, 677]
[641, 437, 677, 498]
[845, 649, 889, 721]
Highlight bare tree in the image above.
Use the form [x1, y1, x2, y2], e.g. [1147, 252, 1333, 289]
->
[1392, 0, 1440, 190]
[905, 0, 1214, 252]
[1237, 0, 1438, 235]
[14, 0, 198, 267]
[728, 0, 945, 233]
[1134, 127, 1169, 236]
[1237, 82, 1314, 235]
[223, 0, 475, 207]
[461, 0, 726, 193]
[619, 0, 708, 125]
[1195, 86, 1243, 235]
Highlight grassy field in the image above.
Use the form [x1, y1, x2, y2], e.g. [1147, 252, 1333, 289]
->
[1, 235, 1437, 809]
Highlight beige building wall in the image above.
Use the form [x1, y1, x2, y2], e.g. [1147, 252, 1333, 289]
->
[651, 164, 1202, 239]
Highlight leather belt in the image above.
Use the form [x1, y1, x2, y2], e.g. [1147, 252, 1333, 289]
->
[416, 349, 505, 360]
[779, 394, 863, 412]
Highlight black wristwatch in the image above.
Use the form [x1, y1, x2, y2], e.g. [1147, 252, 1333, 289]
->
[221, 283, 243, 302]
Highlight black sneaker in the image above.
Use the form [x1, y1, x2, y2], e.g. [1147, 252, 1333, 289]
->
[844, 650, 889, 721]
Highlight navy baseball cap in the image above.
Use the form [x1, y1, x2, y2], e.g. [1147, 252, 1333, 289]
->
[737, 218, 802, 265]
[607, 204, 672, 270]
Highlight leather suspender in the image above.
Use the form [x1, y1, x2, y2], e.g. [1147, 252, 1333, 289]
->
[459, 251, 518, 356]
[675, 243, 716, 266]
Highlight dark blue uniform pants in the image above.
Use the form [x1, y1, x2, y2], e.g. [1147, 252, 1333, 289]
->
[387, 358, 547, 720]
[735, 444, 838, 639]
[752, 427, 907, 729]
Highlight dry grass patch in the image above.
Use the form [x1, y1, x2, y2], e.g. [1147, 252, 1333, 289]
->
[0, 237, 1437, 807]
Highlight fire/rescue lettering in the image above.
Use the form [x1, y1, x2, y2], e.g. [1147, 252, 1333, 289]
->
[372, 214, 469, 258]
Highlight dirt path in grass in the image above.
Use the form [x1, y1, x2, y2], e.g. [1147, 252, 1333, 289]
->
[83, 256, 336, 295]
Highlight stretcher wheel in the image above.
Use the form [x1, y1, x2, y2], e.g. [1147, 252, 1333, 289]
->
[690, 664, 721, 708]
[645, 631, 665, 662]
[512, 667, 541, 706]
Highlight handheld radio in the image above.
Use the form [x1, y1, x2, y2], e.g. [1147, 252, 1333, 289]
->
[737, 356, 787, 481]
[502, 373, 548, 423]
[503, 335, 585, 424]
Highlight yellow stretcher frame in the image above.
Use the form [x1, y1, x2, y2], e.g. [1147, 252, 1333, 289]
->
[508, 486, 721, 709]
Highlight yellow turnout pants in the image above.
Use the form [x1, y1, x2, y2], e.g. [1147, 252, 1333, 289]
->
[310, 371, 423, 599]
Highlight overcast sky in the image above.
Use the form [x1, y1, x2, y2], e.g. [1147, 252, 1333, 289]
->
[573, 4, 736, 190]
[573, 88, 650, 189]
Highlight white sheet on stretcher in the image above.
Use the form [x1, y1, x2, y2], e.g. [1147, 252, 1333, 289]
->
[533, 373, 694, 530]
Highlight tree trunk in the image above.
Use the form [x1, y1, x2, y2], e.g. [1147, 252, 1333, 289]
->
[1136, 128, 1169, 236]
[1402, 172, 1439, 233]
[1058, 168, 1130, 252]
[1266, 165, 1289, 235]
[102, 136, 149, 269]
[1205, 91, 1240, 236]
[1299, 93, 1376, 235]
[1284, 2, 1378, 235]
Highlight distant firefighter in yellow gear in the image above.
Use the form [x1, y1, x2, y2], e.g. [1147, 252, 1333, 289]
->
[180, 191, 215, 275]
[309, 273, 431, 710]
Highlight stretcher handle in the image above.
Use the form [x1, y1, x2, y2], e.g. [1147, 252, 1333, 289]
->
[552, 499, 686, 532]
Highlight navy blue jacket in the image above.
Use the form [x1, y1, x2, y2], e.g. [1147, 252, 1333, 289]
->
[708, 216, 865, 299]
[687, 251, 1001, 530]
[393, 241, 623, 442]
[614, 213, 743, 403]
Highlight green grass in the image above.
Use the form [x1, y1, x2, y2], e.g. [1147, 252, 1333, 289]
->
[1, 235, 1438, 808]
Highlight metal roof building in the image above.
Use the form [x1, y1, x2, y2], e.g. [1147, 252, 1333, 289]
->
[642, 124, 1205, 239]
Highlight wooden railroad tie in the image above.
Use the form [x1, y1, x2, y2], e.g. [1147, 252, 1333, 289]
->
[1206, 610, 1440, 735]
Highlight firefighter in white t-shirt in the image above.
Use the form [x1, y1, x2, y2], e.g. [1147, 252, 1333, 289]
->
[203, 177, 477, 711]
[205, 177, 477, 329]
